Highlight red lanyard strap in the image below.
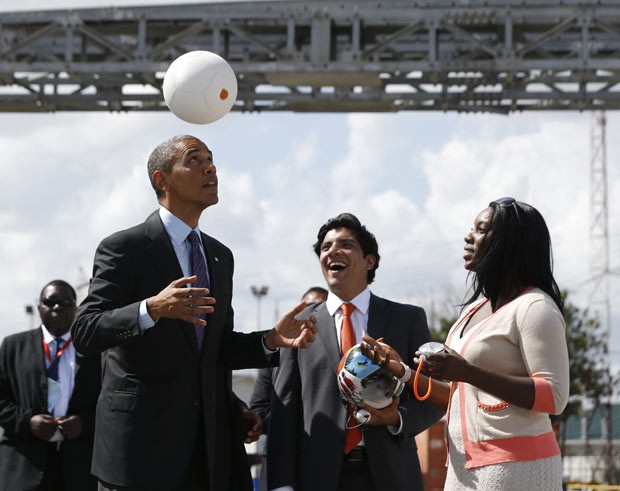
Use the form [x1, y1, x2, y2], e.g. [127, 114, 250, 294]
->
[43, 338, 72, 363]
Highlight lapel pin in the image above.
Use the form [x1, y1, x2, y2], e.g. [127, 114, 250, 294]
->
[214, 257, 219, 262]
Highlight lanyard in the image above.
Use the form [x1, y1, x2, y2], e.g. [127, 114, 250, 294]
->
[43, 338, 72, 364]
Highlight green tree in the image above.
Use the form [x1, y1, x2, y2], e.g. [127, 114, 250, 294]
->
[554, 291, 616, 472]
[559, 291, 614, 412]
[430, 315, 455, 344]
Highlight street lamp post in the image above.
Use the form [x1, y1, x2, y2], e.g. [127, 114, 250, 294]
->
[25, 305, 34, 330]
[250, 285, 269, 330]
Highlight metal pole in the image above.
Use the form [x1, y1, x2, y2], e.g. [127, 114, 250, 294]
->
[251, 286, 269, 330]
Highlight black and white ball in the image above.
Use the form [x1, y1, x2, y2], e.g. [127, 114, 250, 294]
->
[162, 50, 238, 124]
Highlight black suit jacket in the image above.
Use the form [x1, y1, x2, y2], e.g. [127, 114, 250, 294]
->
[248, 367, 275, 491]
[0, 327, 101, 491]
[71, 211, 274, 491]
[268, 295, 444, 491]
[249, 367, 274, 434]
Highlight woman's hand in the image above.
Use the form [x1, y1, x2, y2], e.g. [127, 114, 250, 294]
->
[415, 345, 469, 382]
[360, 335, 406, 378]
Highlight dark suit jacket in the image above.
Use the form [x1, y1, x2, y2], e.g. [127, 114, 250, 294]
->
[248, 367, 274, 491]
[71, 211, 275, 491]
[249, 367, 274, 434]
[0, 327, 101, 491]
[268, 295, 444, 491]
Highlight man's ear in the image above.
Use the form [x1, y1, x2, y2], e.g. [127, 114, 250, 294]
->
[365, 254, 377, 271]
[152, 170, 167, 193]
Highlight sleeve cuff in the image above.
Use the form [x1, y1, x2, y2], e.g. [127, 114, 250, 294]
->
[387, 410, 404, 435]
[139, 300, 155, 332]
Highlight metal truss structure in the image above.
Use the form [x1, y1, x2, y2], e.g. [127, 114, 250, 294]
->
[1, 0, 620, 114]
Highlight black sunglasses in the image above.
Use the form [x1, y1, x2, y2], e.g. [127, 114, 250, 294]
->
[490, 197, 521, 222]
[491, 197, 516, 207]
[40, 299, 75, 308]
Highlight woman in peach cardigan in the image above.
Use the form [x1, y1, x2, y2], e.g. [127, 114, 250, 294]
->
[364, 198, 569, 491]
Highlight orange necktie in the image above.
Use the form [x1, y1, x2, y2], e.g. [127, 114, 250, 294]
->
[341, 302, 362, 453]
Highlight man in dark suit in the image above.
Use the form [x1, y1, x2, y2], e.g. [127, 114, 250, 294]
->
[268, 213, 444, 491]
[71, 135, 316, 491]
[249, 286, 328, 491]
[0, 279, 101, 491]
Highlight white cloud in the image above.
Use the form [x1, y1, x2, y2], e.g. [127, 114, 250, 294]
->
[0, 2, 617, 365]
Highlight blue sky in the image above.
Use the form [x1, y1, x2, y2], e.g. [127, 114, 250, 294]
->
[1, 0, 619, 372]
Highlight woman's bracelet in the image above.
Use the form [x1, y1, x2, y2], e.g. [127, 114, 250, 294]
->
[396, 362, 412, 383]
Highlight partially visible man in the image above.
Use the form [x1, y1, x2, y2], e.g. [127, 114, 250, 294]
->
[268, 213, 444, 491]
[0, 279, 101, 491]
[250, 286, 328, 491]
[71, 135, 316, 491]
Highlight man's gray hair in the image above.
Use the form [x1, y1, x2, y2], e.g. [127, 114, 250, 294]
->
[147, 135, 199, 198]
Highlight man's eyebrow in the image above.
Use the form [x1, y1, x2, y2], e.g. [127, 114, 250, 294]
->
[323, 237, 357, 246]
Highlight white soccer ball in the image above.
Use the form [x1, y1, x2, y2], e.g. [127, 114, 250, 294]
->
[337, 343, 405, 410]
[162, 50, 238, 124]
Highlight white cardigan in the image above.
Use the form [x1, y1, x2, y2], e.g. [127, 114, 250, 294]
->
[445, 288, 569, 469]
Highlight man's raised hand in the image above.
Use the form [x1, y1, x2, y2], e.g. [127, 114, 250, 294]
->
[263, 301, 318, 350]
[146, 275, 215, 325]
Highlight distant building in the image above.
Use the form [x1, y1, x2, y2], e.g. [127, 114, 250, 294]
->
[416, 419, 447, 491]
[561, 403, 620, 485]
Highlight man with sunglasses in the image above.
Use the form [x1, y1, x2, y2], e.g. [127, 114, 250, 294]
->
[0, 279, 101, 491]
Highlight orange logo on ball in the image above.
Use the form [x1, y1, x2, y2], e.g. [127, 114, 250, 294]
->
[220, 88, 229, 100]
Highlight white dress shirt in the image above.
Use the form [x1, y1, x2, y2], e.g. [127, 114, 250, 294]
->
[139, 206, 209, 330]
[41, 325, 75, 441]
[325, 288, 371, 349]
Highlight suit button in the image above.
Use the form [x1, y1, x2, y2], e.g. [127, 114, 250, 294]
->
[193, 400, 200, 408]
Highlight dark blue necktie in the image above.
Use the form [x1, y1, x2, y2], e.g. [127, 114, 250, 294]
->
[46, 337, 64, 381]
[188, 231, 209, 349]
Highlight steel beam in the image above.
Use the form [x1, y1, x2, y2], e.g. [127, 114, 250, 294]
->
[0, 0, 620, 113]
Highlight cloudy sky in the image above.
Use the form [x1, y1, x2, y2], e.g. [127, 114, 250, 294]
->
[1, 1, 619, 371]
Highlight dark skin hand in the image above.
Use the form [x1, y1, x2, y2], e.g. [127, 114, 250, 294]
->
[359, 396, 401, 427]
[30, 414, 83, 440]
[30, 414, 58, 441]
[240, 408, 262, 444]
[361, 335, 535, 411]
[360, 335, 452, 410]
[147, 281, 317, 350]
[57, 415, 83, 440]
[263, 301, 318, 351]
[415, 345, 535, 410]
[146, 275, 215, 326]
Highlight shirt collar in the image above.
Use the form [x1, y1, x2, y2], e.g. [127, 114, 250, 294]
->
[325, 287, 371, 316]
[41, 325, 70, 344]
[159, 206, 200, 245]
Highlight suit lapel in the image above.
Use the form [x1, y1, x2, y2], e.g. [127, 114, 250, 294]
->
[315, 305, 342, 371]
[144, 211, 185, 284]
[367, 294, 389, 342]
[31, 328, 48, 407]
[201, 233, 220, 301]
[144, 212, 200, 355]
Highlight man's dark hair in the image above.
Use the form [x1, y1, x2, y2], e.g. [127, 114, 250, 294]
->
[39, 279, 77, 302]
[313, 212, 380, 284]
[301, 286, 328, 301]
